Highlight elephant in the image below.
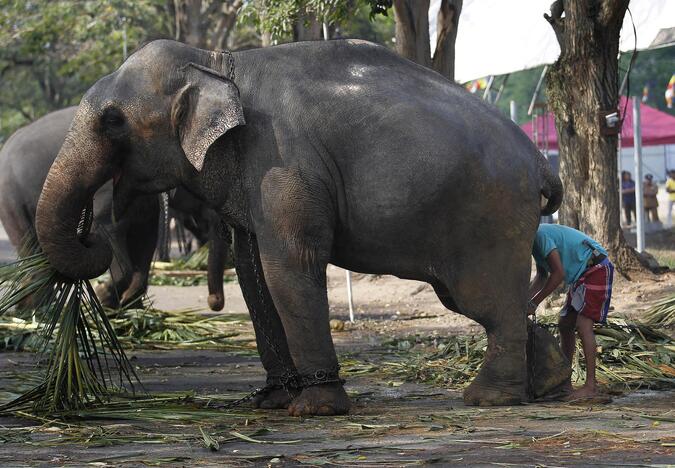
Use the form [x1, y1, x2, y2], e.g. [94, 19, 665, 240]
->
[0, 106, 229, 310]
[33, 39, 564, 416]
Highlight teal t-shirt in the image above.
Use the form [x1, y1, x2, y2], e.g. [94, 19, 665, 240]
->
[532, 224, 607, 285]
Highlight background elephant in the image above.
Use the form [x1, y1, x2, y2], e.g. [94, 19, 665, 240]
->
[0, 107, 229, 310]
[34, 39, 563, 416]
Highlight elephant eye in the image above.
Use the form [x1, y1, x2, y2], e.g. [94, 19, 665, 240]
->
[101, 108, 126, 128]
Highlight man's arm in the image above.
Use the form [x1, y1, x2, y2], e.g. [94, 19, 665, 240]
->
[529, 249, 565, 313]
[529, 265, 548, 297]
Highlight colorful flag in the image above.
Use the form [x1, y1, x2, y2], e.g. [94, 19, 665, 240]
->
[465, 78, 488, 94]
[666, 74, 675, 109]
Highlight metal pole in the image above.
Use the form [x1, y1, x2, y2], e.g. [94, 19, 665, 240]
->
[618, 133, 623, 225]
[528, 65, 548, 116]
[633, 97, 645, 252]
[493, 74, 510, 105]
[322, 22, 329, 41]
[482, 75, 495, 102]
[509, 100, 518, 123]
[345, 270, 354, 323]
[122, 21, 128, 60]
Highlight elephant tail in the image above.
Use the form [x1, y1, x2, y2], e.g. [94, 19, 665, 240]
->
[537, 152, 563, 216]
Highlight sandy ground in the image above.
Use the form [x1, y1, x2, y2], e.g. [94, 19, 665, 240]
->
[1, 223, 674, 465]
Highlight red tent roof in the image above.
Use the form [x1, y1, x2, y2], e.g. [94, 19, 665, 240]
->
[521, 97, 675, 150]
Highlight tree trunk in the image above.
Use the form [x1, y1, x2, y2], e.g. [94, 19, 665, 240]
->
[393, 0, 462, 82]
[432, 0, 462, 82]
[293, 10, 322, 42]
[173, 0, 241, 49]
[393, 0, 431, 68]
[545, 0, 642, 271]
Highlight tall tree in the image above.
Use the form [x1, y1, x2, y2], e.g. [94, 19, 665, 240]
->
[392, 0, 462, 81]
[171, 0, 243, 49]
[544, 0, 642, 270]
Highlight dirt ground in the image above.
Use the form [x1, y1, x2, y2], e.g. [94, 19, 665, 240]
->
[1, 222, 674, 466]
[1, 262, 674, 466]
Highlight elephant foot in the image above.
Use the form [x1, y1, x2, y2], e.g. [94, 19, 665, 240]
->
[252, 386, 298, 409]
[464, 337, 527, 406]
[95, 281, 119, 309]
[288, 383, 350, 416]
[208, 293, 224, 311]
[463, 378, 524, 406]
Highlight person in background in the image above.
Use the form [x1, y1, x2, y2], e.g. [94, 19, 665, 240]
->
[528, 224, 614, 400]
[666, 170, 675, 228]
[643, 174, 660, 224]
[621, 171, 636, 226]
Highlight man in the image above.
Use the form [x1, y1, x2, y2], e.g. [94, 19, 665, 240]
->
[621, 171, 636, 226]
[528, 224, 614, 399]
[666, 169, 675, 228]
[643, 174, 660, 224]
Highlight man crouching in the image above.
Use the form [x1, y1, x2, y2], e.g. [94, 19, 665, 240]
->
[528, 224, 614, 400]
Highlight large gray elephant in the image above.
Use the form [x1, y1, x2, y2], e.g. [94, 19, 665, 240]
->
[0, 107, 229, 310]
[34, 39, 563, 416]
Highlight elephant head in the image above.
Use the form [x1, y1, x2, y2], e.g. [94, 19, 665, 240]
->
[36, 40, 245, 279]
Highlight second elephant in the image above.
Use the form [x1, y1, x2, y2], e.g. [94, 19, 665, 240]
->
[0, 107, 229, 310]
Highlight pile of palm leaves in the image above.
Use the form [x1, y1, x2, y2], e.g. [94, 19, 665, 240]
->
[384, 318, 675, 392]
[0, 238, 139, 413]
[0, 307, 253, 352]
[109, 307, 251, 350]
[643, 294, 675, 328]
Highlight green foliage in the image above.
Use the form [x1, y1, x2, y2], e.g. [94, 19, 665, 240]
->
[0, 239, 139, 413]
[239, 0, 393, 45]
[0, 0, 172, 143]
[339, 4, 395, 47]
[490, 46, 675, 125]
[620, 46, 675, 115]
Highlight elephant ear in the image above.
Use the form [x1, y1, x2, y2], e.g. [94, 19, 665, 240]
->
[172, 64, 245, 171]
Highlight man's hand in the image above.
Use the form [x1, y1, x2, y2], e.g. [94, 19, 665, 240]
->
[527, 299, 538, 316]
[530, 249, 565, 312]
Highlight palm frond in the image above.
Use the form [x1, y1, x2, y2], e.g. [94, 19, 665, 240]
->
[0, 234, 140, 414]
[643, 294, 675, 327]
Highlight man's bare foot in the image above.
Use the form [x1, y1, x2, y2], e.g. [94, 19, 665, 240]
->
[565, 384, 598, 400]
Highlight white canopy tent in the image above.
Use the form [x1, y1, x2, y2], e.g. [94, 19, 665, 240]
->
[429, 0, 675, 83]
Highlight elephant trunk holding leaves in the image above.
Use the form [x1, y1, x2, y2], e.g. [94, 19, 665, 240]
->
[34, 39, 564, 416]
[0, 107, 229, 311]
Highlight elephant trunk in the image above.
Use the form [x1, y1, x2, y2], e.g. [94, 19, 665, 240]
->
[36, 107, 114, 280]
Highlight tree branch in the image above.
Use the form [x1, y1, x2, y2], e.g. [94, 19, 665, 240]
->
[544, 0, 565, 47]
[599, 0, 629, 28]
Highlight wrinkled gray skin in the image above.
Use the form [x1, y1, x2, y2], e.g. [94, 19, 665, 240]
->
[34, 39, 563, 416]
[0, 107, 228, 310]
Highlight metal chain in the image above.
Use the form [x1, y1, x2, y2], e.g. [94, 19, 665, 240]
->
[160, 192, 170, 260]
[222, 50, 235, 81]
[245, 229, 300, 397]
[529, 308, 537, 401]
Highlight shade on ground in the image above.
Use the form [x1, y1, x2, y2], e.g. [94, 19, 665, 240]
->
[521, 97, 675, 150]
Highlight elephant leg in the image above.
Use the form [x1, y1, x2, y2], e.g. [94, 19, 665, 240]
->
[257, 245, 349, 416]
[207, 215, 229, 312]
[254, 170, 349, 416]
[118, 195, 159, 308]
[232, 228, 300, 409]
[95, 195, 158, 309]
[443, 249, 531, 406]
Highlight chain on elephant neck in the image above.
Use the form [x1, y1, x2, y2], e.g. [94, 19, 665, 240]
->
[217, 50, 235, 82]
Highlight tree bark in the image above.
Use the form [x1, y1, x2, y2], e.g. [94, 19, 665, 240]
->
[293, 10, 323, 42]
[432, 0, 462, 82]
[545, 0, 643, 271]
[173, 0, 242, 49]
[393, 0, 431, 68]
[393, 0, 462, 82]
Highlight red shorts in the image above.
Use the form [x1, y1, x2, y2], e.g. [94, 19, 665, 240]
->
[562, 258, 614, 323]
